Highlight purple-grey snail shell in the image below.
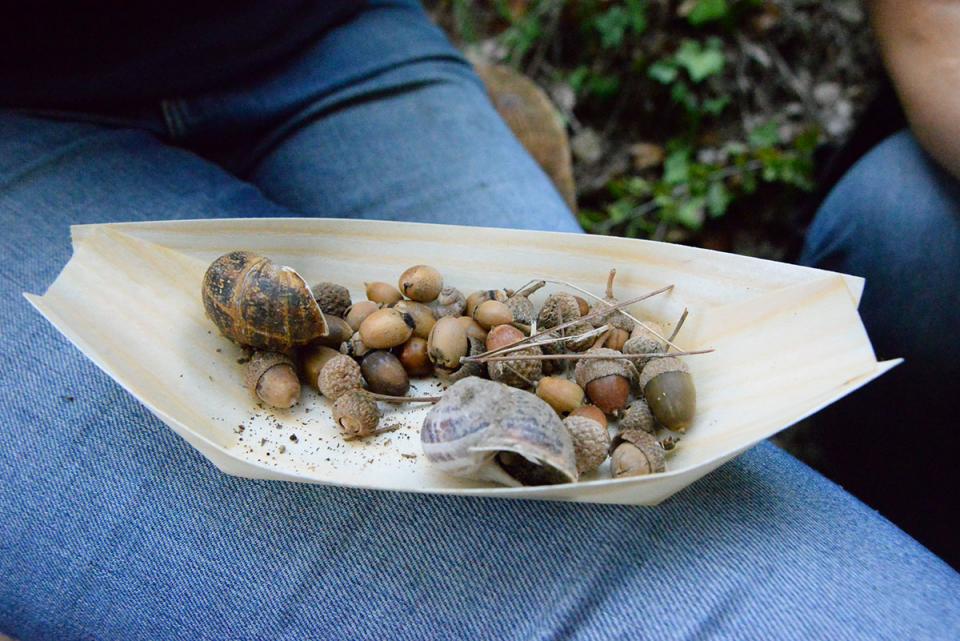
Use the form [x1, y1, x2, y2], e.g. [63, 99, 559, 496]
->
[420, 377, 578, 486]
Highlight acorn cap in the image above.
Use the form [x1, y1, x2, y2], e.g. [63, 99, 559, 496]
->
[610, 429, 666, 475]
[622, 335, 663, 356]
[488, 345, 543, 389]
[537, 293, 581, 329]
[637, 356, 688, 391]
[619, 399, 656, 434]
[565, 321, 597, 352]
[312, 281, 352, 318]
[318, 354, 363, 400]
[244, 351, 295, 394]
[563, 415, 610, 475]
[505, 294, 536, 325]
[333, 390, 381, 439]
[574, 348, 638, 388]
[590, 298, 635, 332]
[630, 321, 666, 341]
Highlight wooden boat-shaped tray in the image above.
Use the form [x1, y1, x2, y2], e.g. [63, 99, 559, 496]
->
[26, 218, 899, 504]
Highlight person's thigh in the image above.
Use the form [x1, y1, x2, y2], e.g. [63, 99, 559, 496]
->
[3, 119, 960, 641]
[800, 130, 960, 566]
[247, 57, 581, 232]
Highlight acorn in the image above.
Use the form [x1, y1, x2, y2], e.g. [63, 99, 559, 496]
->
[312, 281, 351, 318]
[590, 269, 634, 332]
[537, 292, 581, 329]
[565, 321, 597, 352]
[563, 415, 610, 475]
[437, 337, 486, 384]
[574, 296, 591, 317]
[359, 308, 415, 349]
[399, 265, 443, 303]
[427, 316, 469, 369]
[398, 337, 432, 377]
[638, 356, 696, 432]
[574, 348, 638, 415]
[341, 331, 372, 360]
[456, 316, 488, 342]
[361, 351, 410, 397]
[465, 289, 508, 318]
[333, 390, 381, 439]
[393, 300, 436, 339]
[610, 430, 665, 478]
[244, 351, 300, 409]
[317, 354, 363, 400]
[620, 398, 656, 434]
[504, 282, 544, 325]
[344, 300, 380, 331]
[571, 405, 608, 429]
[485, 324, 524, 352]
[536, 376, 585, 415]
[365, 281, 403, 306]
[430, 286, 466, 318]
[488, 345, 542, 389]
[622, 321, 667, 369]
[605, 327, 630, 352]
[315, 314, 354, 349]
[474, 300, 514, 330]
[299, 343, 342, 390]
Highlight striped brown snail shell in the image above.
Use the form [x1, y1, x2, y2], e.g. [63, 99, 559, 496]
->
[421, 377, 578, 486]
[202, 251, 328, 352]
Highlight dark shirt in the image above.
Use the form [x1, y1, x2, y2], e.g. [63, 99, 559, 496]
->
[0, 1, 364, 108]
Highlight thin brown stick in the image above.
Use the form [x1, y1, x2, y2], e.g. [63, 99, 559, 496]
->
[515, 280, 546, 298]
[511, 321, 531, 335]
[472, 284, 675, 361]
[343, 424, 401, 441]
[490, 323, 609, 357]
[593, 329, 611, 349]
[515, 277, 681, 351]
[472, 349, 713, 363]
[606, 269, 617, 299]
[667, 308, 689, 346]
[369, 393, 441, 404]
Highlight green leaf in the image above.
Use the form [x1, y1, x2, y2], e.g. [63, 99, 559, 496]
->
[675, 38, 725, 83]
[748, 122, 780, 148]
[703, 96, 730, 115]
[663, 148, 692, 184]
[586, 72, 621, 98]
[648, 60, 678, 84]
[625, 0, 649, 33]
[595, 7, 628, 49]
[676, 197, 707, 230]
[688, 0, 729, 26]
[706, 181, 732, 217]
[568, 66, 590, 94]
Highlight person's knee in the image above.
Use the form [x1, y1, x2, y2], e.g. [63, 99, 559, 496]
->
[802, 130, 960, 271]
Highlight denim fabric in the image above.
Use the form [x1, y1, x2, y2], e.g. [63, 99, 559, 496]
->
[1, 5, 959, 641]
[800, 130, 960, 569]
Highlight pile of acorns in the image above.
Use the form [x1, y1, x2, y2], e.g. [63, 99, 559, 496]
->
[202, 251, 696, 481]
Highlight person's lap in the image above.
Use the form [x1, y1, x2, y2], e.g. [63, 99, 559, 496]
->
[2, 8, 959, 641]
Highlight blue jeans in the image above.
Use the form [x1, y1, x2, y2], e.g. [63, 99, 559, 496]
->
[800, 130, 960, 569]
[1, 4, 958, 640]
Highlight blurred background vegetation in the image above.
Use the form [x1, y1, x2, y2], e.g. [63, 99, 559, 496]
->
[427, 0, 880, 260]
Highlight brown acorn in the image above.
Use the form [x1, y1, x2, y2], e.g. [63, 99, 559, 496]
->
[365, 281, 404, 306]
[399, 265, 443, 303]
[563, 415, 610, 475]
[610, 430, 665, 478]
[361, 351, 410, 397]
[456, 316, 489, 342]
[436, 337, 487, 384]
[570, 405, 608, 429]
[427, 316, 469, 370]
[638, 356, 696, 432]
[398, 337, 433, 377]
[393, 300, 436, 339]
[344, 301, 380, 332]
[574, 348, 638, 415]
[299, 343, 342, 391]
[202, 251, 327, 351]
[312, 282, 351, 318]
[359, 308, 415, 349]
[317, 354, 363, 400]
[465, 289, 508, 318]
[315, 314, 353, 349]
[485, 324, 525, 352]
[474, 300, 514, 330]
[536, 376, 585, 415]
[244, 351, 300, 409]
[333, 390, 381, 439]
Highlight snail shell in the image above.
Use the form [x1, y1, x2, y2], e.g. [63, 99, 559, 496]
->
[202, 251, 327, 351]
[421, 377, 578, 486]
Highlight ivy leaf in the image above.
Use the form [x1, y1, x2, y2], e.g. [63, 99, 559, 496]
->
[676, 197, 707, 230]
[749, 122, 780, 148]
[648, 60, 678, 84]
[675, 38, 725, 83]
[688, 0, 729, 26]
[663, 148, 692, 184]
[706, 181, 732, 217]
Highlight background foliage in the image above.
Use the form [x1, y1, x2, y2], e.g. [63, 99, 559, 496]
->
[428, 0, 879, 259]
